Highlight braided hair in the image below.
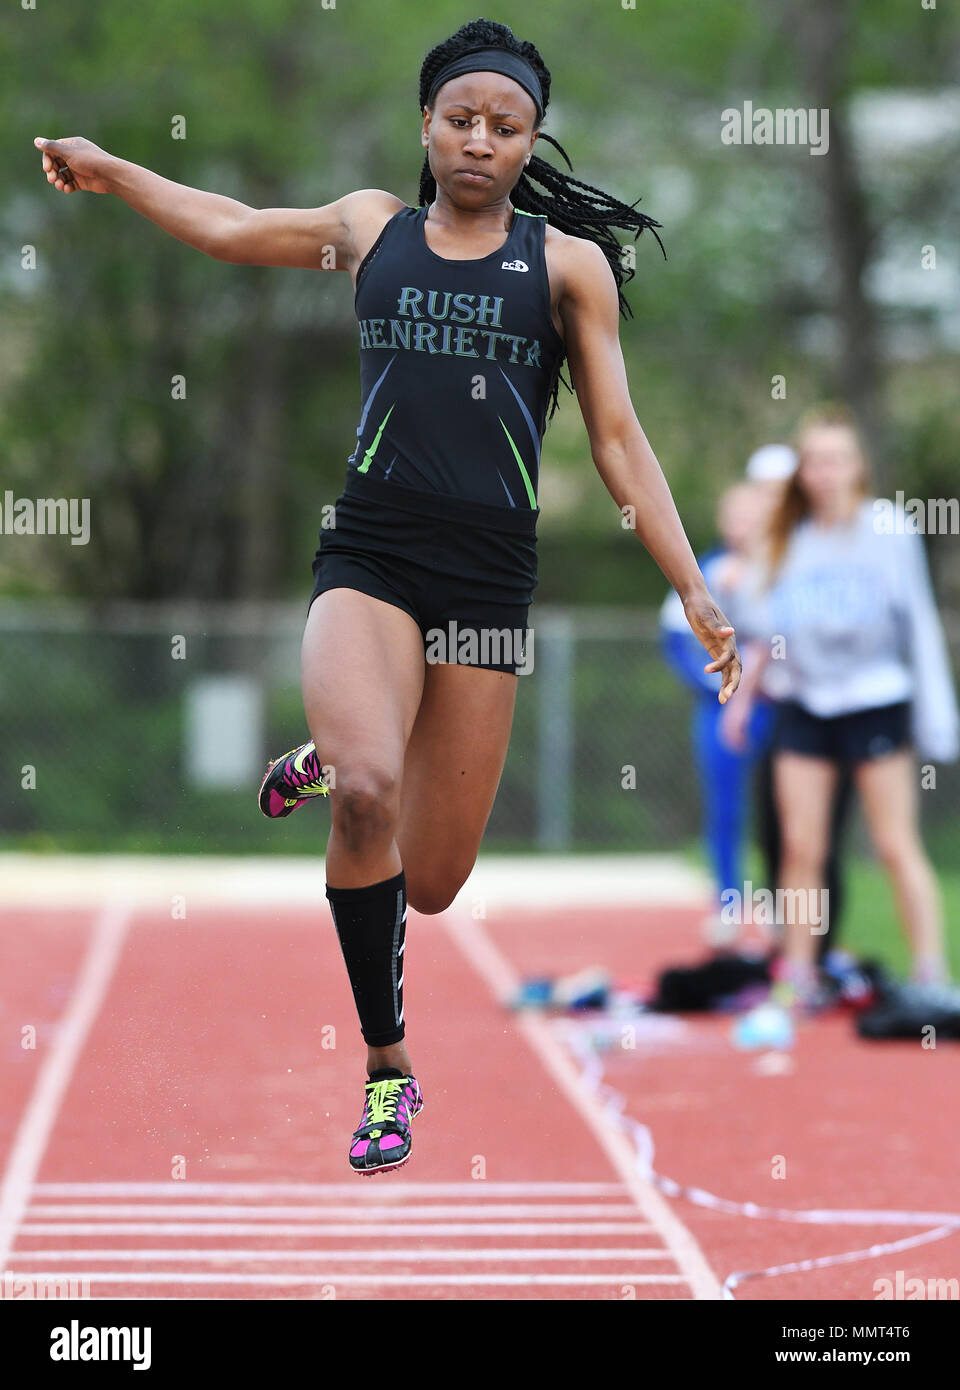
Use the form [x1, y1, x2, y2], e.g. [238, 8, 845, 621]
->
[418, 17, 666, 421]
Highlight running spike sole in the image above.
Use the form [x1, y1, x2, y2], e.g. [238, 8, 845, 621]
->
[349, 1099, 425, 1176]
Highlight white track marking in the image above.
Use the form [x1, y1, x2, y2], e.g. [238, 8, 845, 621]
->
[21, 1222, 653, 1237]
[444, 907, 725, 1301]
[12, 1247, 675, 1262]
[0, 852, 708, 909]
[0, 902, 131, 1271]
[32, 1181, 625, 1197]
[37, 1186, 959, 1229]
[26, 1203, 640, 1219]
[6, 1272, 689, 1287]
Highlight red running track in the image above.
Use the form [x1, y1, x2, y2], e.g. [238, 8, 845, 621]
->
[0, 895, 956, 1300]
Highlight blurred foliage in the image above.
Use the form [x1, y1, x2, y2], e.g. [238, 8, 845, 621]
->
[1, 0, 959, 605]
[2, 612, 959, 866]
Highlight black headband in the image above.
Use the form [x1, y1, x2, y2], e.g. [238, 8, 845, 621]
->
[426, 46, 544, 123]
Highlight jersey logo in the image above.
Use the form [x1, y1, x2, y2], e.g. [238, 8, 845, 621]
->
[501, 258, 528, 272]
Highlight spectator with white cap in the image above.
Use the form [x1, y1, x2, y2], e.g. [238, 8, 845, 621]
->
[745, 442, 800, 482]
[724, 405, 960, 1018]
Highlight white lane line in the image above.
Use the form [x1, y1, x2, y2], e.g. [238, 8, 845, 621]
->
[27, 1203, 640, 1220]
[0, 850, 707, 910]
[444, 907, 725, 1302]
[0, 901, 131, 1271]
[32, 1182, 625, 1197]
[13, 1247, 677, 1262]
[21, 1222, 655, 1237]
[6, 1272, 690, 1287]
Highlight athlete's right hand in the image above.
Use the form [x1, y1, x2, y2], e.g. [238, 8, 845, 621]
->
[34, 136, 112, 194]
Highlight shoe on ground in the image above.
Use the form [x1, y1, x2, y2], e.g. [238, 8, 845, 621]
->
[857, 979, 960, 1041]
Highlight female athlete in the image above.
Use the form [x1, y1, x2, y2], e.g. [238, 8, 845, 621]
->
[35, 18, 741, 1173]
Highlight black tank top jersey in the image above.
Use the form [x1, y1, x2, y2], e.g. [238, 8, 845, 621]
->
[346, 204, 565, 510]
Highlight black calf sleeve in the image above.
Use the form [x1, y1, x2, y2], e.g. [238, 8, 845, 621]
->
[325, 871, 407, 1046]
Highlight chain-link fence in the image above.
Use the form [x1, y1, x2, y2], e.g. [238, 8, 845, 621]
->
[2, 600, 958, 865]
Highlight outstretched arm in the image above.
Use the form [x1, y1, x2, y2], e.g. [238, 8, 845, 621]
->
[558, 238, 741, 702]
[33, 135, 397, 271]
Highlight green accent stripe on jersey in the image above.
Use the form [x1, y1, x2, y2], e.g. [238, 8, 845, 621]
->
[358, 403, 396, 473]
[514, 208, 547, 219]
[498, 417, 537, 507]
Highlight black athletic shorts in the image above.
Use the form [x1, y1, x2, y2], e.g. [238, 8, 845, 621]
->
[771, 699, 912, 763]
[309, 473, 538, 675]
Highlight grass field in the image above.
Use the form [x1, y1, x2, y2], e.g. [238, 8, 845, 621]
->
[684, 842, 960, 981]
[823, 858, 960, 979]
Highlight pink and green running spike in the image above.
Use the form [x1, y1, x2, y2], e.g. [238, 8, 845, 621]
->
[349, 1074, 424, 1175]
[257, 740, 330, 819]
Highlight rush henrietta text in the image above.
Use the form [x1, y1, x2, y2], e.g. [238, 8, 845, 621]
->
[358, 286, 546, 367]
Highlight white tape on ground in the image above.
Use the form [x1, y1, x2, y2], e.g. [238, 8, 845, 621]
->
[722, 1225, 957, 1299]
[558, 1026, 960, 1298]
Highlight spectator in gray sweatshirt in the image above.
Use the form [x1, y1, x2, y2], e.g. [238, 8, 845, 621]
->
[722, 405, 959, 1012]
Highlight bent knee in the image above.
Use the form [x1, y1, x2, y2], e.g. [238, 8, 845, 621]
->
[406, 886, 456, 916]
[406, 869, 472, 917]
[331, 766, 400, 843]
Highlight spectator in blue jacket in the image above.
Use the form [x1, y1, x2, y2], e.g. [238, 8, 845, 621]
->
[660, 481, 775, 944]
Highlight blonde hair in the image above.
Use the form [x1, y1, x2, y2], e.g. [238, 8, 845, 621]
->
[764, 403, 873, 582]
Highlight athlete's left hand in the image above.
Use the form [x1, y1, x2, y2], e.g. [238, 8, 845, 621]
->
[683, 591, 742, 703]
